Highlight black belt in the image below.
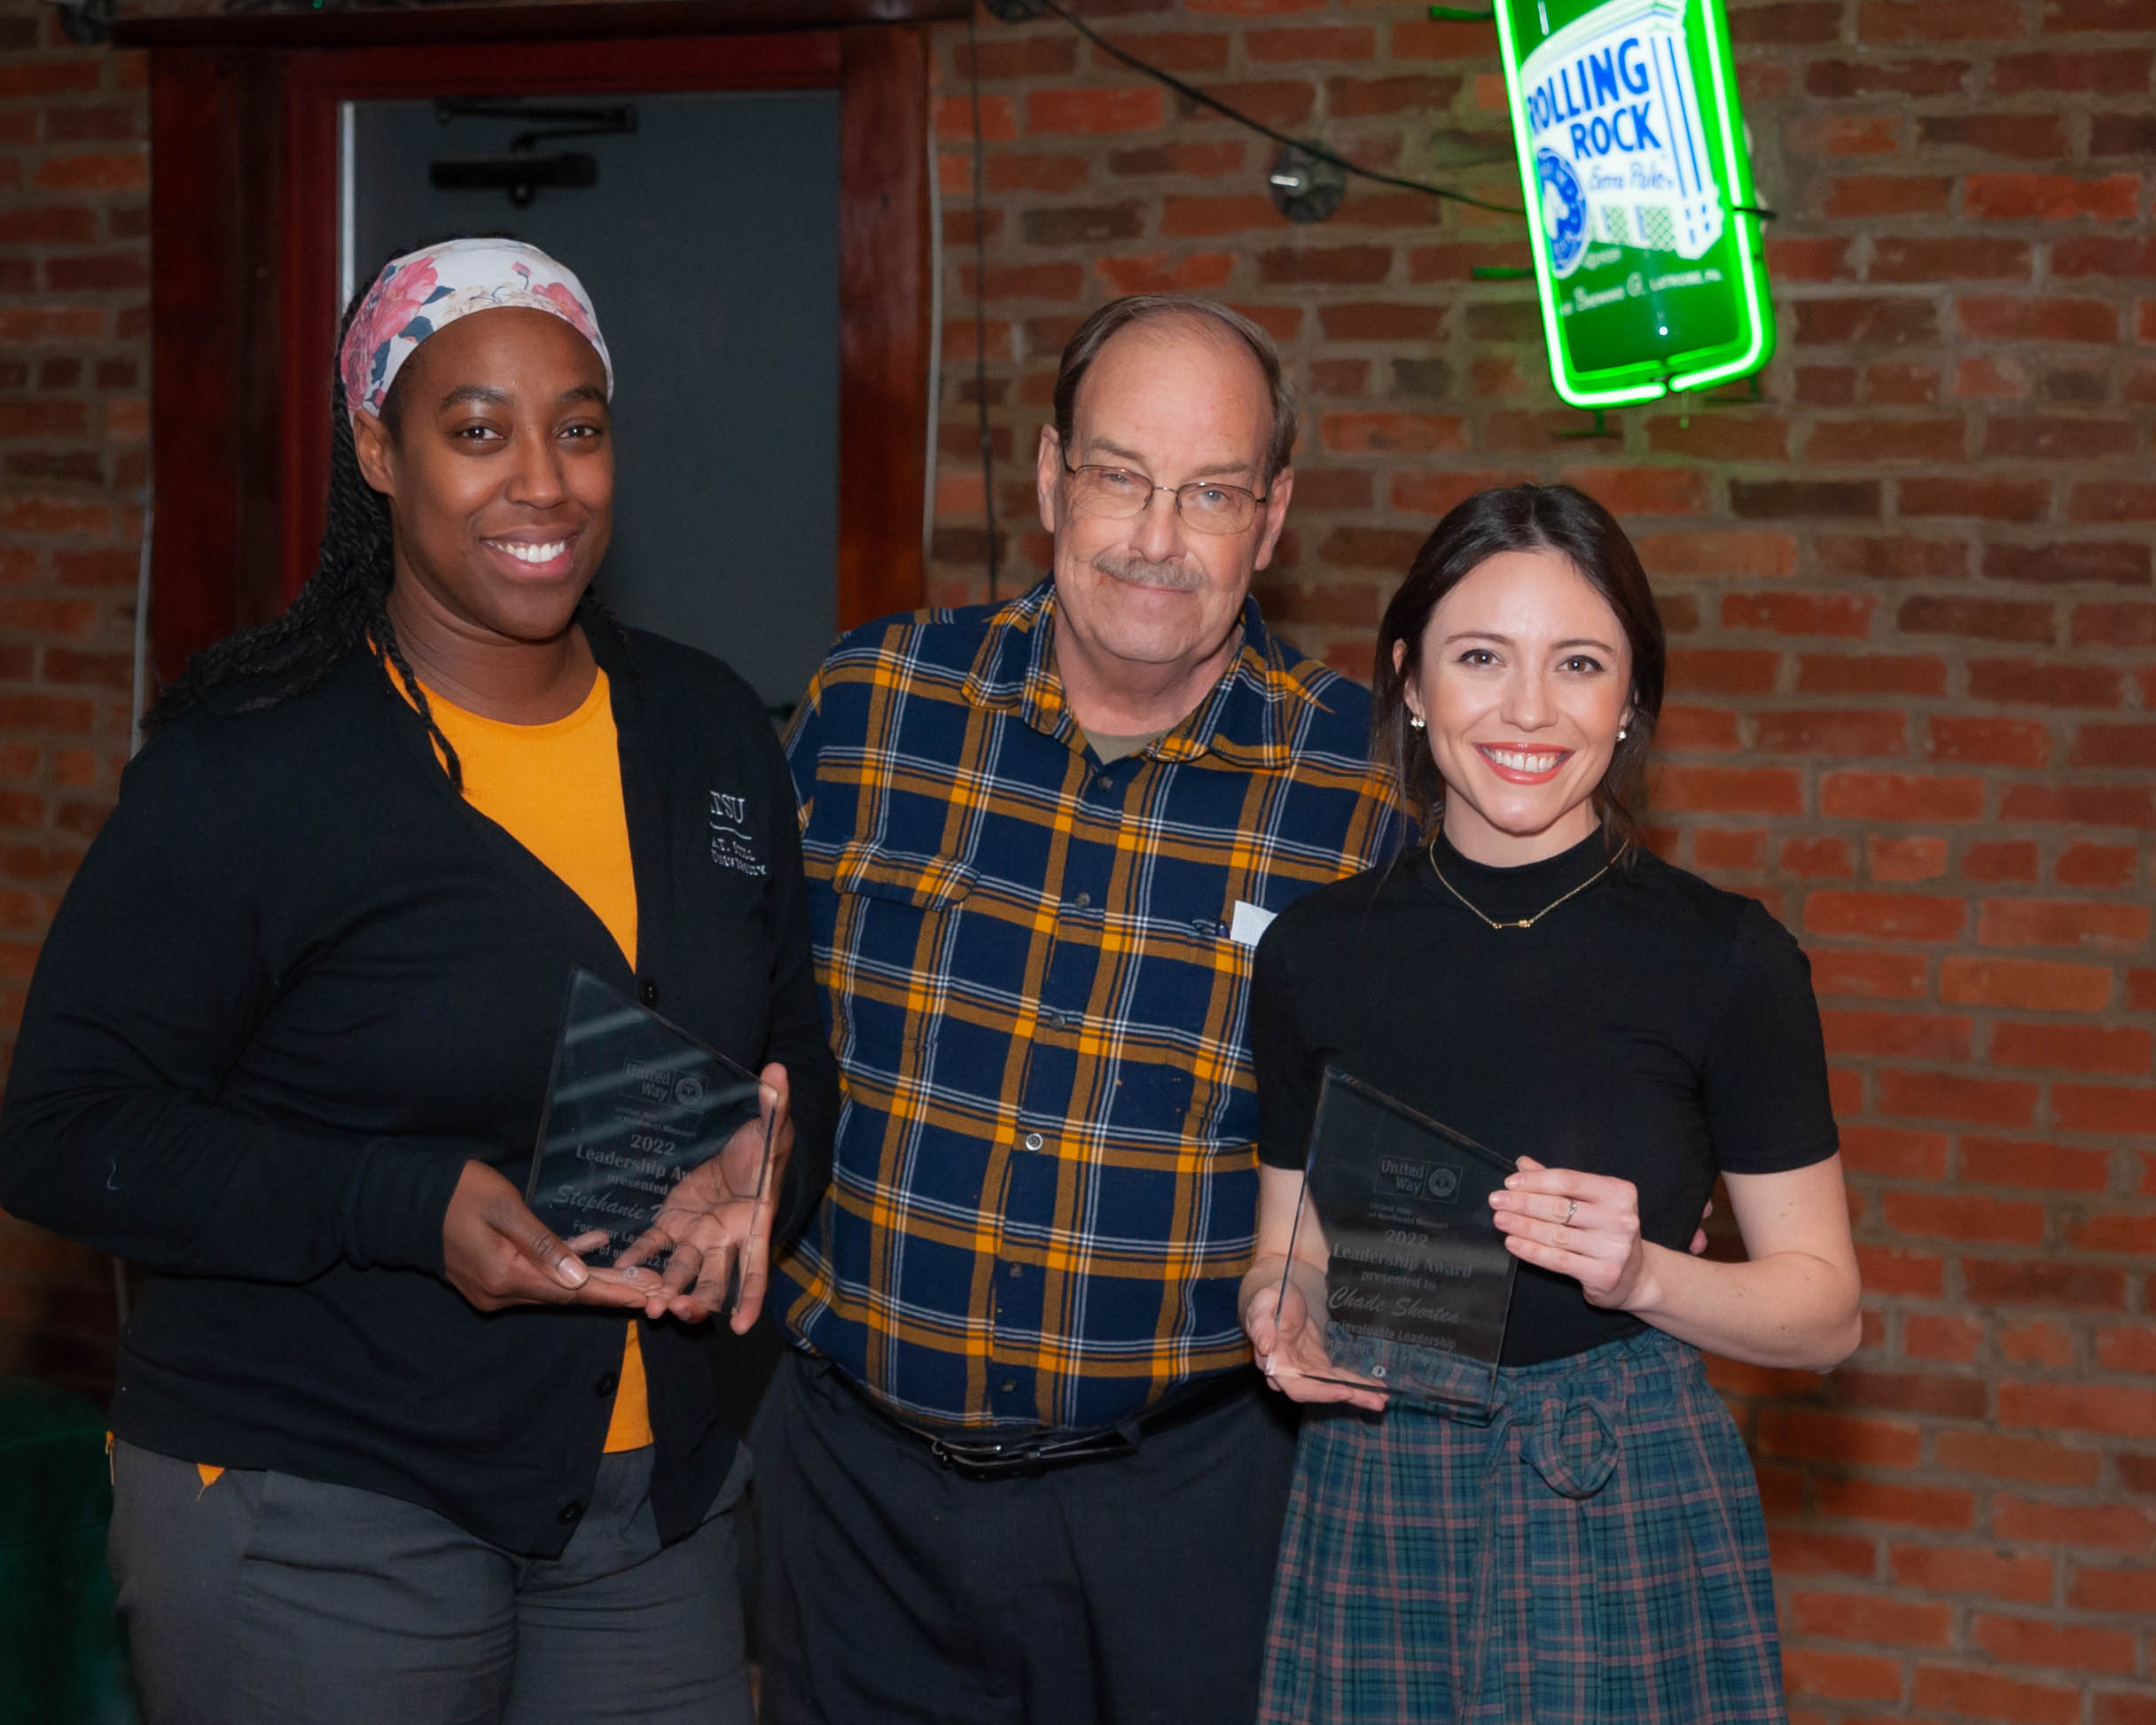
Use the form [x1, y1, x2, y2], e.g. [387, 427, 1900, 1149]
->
[829, 1365, 1257, 1479]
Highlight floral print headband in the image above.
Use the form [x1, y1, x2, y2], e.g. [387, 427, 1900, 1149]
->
[340, 238, 613, 422]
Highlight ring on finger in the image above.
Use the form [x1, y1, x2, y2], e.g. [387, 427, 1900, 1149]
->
[1563, 1198, 1579, 1227]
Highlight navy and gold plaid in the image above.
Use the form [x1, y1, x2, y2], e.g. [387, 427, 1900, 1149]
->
[777, 581, 1402, 1431]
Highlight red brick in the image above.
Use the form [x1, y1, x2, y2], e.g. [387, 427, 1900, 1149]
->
[1246, 25, 1371, 61]
[1324, 74, 1462, 118]
[1026, 86, 1166, 137]
[1317, 412, 1465, 455]
[2068, 1564, 2156, 1614]
[1557, 466, 1708, 517]
[1879, 1190, 2043, 1243]
[1388, 470, 1536, 518]
[1978, 897, 2149, 952]
[1963, 840, 2042, 883]
[1157, 195, 1285, 239]
[1667, 647, 1781, 694]
[1990, 541, 2152, 588]
[2054, 1083, 2156, 1135]
[1921, 113, 2072, 157]
[1840, 1124, 1949, 1176]
[2056, 236, 2156, 281]
[1824, 1008, 1973, 1061]
[1967, 659, 2122, 708]
[1904, 1311, 1981, 1362]
[1860, 0, 2026, 35]
[1781, 1648, 1903, 1703]
[1657, 705, 1741, 752]
[954, 35, 1078, 79]
[1941, 956, 2111, 1011]
[1958, 296, 2119, 344]
[1923, 717, 2052, 769]
[2071, 1212, 2156, 1253]
[1105, 141, 1246, 179]
[1817, 1478, 1974, 1530]
[1767, 237, 1854, 281]
[1994, 50, 2153, 92]
[1644, 416, 1790, 460]
[1898, 476, 2051, 521]
[1999, 1024, 2153, 1077]
[1874, 1067, 2038, 1125]
[1807, 418, 1965, 463]
[1889, 1543, 2053, 1602]
[1093, 32, 1230, 76]
[1757, 710, 1907, 756]
[1910, 1665, 2081, 1725]
[1177, 82, 1315, 129]
[1965, 1260, 2127, 1309]
[1632, 531, 1799, 578]
[1966, 174, 2143, 222]
[1993, 1496, 2156, 1552]
[1996, 782, 2156, 829]
[1997, 1319, 2079, 1366]
[1691, 828, 1766, 870]
[1720, 593, 1875, 637]
[2070, 724, 2156, 769]
[1315, 302, 1444, 343]
[1789, 1588, 1952, 1647]
[2055, 841, 2139, 888]
[1938, 1432, 2104, 1487]
[1093, 251, 1236, 295]
[1796, 653, 1948, 698]
[1823, 176, 1954, 218]
[1805, 892, 1966, 941]
[1987, 416, 2139, 460]
[1823, 772, 1986, 821]
[1648, 764, 1804, 816]
[1770, 1529, 1879, 1578]
[1758, 1409, 1924, 1467]
[1393, 17, 1512, 58]
[1808, 947, 1927, 998]
[2069, 481, 2156, 523]
[1869, 835, 1949, 882]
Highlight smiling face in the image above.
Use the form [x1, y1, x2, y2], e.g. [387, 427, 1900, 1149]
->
[1399, 546, 1635, 865]
[353, 307, 612, 652]
[1035, 316, 1292, 715]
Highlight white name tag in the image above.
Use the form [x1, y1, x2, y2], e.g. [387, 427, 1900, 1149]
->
[1229, 900, 1277, 948]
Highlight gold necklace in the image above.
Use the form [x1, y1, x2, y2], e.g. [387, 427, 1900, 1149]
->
[1427, 841, 1623, 931]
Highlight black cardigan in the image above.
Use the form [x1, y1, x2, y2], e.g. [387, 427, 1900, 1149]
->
[0, 624, 836, 1557]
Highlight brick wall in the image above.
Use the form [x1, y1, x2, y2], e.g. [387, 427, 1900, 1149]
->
[929, 3, 2153, 1721]
[0, 8, 145, 1392]
[0, 0, 2150, 1716]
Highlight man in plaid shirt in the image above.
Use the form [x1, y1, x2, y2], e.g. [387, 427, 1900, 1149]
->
[754, 296, 1402, 1724]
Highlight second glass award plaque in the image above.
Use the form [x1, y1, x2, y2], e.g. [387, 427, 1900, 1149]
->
[526, 969, 767, 1268]
[1282, 1067, 1519, 1414]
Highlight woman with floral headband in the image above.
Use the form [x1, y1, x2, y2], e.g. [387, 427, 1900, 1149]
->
[0, 238, 835, 1724]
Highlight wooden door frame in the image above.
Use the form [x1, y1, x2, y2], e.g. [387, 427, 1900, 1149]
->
[141, 16, 938, 683]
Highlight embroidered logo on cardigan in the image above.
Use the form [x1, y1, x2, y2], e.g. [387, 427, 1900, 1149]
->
[708, 791, 767, 878]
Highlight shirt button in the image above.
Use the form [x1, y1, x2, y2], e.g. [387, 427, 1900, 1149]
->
[557, 1500, 585, 1525]
[1001, 1379, 1018, 1394]
[1071, 891, 1091, 909]
[637, 979, 659, 1007]
[1007, 1264, 1024, 1279]
[1040, 1009, 1062, 1029]
[1023, 1131, 1044, 1152]
[594, 1371, 620, 1398]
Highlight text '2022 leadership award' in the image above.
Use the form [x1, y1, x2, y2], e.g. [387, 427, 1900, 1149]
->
[1282, 1067, 1520, 1414]
[526, 969, 768, 1268]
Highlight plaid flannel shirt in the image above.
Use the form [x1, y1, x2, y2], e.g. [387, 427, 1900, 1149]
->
[776, 581, 1402, 1431]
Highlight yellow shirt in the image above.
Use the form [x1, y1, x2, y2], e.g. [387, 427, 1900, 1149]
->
[421, 667, 652, 1455]
[197, 663, 653, 1493]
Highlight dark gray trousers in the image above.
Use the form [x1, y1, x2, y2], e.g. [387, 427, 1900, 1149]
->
[108, 1440, 753, 1725]
[752, 1353, 1300, 1725]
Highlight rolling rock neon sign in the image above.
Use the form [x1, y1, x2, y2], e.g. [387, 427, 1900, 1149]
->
[1494, 0, 1775, 408]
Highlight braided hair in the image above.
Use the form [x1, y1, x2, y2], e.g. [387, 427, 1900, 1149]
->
[147, 265, 630, 791]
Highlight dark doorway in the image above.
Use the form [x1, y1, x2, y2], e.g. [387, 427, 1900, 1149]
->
[348, 93, 841, 711]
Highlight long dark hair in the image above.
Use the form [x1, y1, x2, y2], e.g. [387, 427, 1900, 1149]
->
[1371, 483, 1667, 854]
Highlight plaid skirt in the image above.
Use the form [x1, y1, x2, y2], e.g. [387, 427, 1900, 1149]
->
[1258, 1327, 1787, 1725]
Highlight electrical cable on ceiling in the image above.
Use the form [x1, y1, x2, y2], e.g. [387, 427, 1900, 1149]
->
[966, 8, 1003, 601]
[1027, 0, 1524, 218]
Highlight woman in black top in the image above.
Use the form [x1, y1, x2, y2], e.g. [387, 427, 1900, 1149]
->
[1240, 485, 1857, 1725]
[0, 240, 835, 1724]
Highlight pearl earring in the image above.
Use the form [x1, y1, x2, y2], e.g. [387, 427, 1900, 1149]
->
[1617, 727, 1629, 741]
[1409, 714, 1426, 731]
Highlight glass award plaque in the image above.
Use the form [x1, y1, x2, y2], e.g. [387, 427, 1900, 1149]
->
[1281, 1067, 1520, 1414]
[526, 969, 767, 1268]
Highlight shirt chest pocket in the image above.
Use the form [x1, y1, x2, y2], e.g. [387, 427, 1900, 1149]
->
[829, 844, 976, 1052]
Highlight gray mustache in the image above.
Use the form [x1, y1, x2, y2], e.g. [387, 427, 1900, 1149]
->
[1091, 549, 1207, 592]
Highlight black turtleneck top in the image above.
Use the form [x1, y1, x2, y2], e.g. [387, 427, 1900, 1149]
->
[1250, 827, 1839, 1365]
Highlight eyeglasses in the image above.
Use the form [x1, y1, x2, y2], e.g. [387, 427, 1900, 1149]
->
[1060, 459, 1269, 536]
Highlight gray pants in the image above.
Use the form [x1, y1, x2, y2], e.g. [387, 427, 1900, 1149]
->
[108, 1440, 753, 1725]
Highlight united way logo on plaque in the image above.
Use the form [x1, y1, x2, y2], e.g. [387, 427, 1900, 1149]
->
[526, 969, 765, 1266]
[1283, 1068, 1519, 1413]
